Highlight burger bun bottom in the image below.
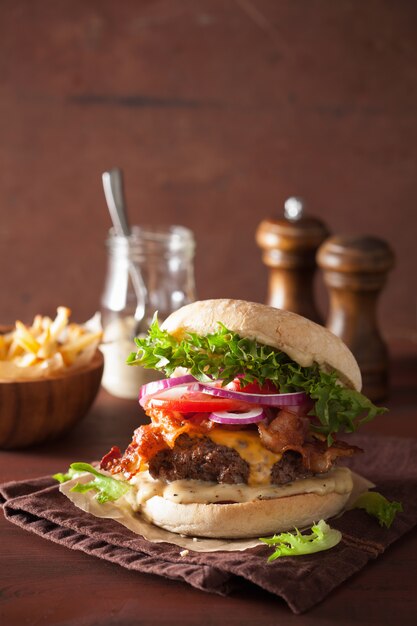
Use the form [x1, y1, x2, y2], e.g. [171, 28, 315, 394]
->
[141, 489, 351, 539]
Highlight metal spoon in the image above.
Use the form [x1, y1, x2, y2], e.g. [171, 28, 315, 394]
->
[102, 168, 147, 332]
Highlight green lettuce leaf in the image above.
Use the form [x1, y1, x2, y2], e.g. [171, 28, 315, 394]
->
[260, 520, 342, 561]
[54, 462, 131, 504]
[352, 491, 403, 528]
[128, 317, 386, 443]
[53, 467, 80, 483]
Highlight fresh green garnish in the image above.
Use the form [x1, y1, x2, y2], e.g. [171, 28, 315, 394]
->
[127, 317, 386, 443]
[53, 462, 131, 504]
[352, 491, 403, 528]
[53, 467, 80, 483]
[260, 520, 342, 561]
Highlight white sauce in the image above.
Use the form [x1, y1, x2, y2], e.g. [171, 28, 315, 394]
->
[125, 467, 353, 508]
[100, 317, 161, 399]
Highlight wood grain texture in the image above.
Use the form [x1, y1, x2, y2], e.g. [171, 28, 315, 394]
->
[0, 349, 104, 449]
[256, 215, 329, 322]
[0, 338, 416, 625]
[317, 235, 395, 401]
[0, 0, 416, 339]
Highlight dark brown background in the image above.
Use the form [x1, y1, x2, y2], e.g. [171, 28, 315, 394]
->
[1, 0, 416, 340]
[1, 4, 417, 622]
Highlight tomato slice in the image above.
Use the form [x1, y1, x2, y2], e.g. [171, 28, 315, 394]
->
[146, 390, 253, 413]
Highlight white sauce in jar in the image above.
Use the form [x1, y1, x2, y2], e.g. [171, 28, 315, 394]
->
[100, 316, 161, 399]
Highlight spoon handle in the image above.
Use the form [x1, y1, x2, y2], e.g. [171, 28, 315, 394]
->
[102, 168, 147, 328]
[102, 169, 131, 237]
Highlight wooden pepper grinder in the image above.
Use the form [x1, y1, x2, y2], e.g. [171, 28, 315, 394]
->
[256, 197, 329, 323]
[317, 235, 395, 401]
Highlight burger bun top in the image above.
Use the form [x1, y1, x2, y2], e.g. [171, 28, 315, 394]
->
[162, 299, 361, 391]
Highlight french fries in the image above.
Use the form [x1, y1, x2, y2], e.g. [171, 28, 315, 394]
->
[0, 307, 102, 380]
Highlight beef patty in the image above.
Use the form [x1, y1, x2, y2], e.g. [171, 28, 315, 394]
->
[149, 434, 249, 484]
[148, 434, 313, 485]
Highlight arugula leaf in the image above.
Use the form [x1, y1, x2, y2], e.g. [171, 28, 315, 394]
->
[260, 520, 342, 561]
[54, 462, 131, 504]
[128, 317, 386, 442]
[306, 372, 384, 445]
[352, 491, 403, 528]
[53, 467, 80, 483]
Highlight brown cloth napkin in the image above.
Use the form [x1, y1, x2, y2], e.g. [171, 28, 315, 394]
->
[1, 434, 417, 614]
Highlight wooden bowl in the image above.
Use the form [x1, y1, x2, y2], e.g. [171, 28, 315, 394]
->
[0, 349, 104, 449]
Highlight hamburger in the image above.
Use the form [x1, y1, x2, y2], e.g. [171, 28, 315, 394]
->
[99, 299, 384, 539]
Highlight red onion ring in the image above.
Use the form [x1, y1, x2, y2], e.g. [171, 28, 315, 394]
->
[197, 382, 308, 407]
[208, 407, 265, 425]
[139, 375, 309, 411]
[139, 374, 196, 401]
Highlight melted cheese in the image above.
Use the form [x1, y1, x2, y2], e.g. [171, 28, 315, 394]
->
[126, 467, 353, 508]
[207, 428, 281, 486]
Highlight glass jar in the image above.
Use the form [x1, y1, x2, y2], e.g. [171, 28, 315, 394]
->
[100, 225, 196, 399]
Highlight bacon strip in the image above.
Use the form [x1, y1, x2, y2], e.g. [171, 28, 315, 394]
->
[101, 407, 361, 479]
[301, 439, 361, 474]
[258, 410, 310, 451]
[258, 409, 362, 474]
[100, 445, 122, 470]
[101, 408, 214, 478]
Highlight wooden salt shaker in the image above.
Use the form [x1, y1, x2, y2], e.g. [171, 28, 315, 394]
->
[317, 235, 395, 401]
[256, 197, 329, 323]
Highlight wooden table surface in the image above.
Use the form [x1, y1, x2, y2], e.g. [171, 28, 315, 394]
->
[1, 338, 416, 626]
